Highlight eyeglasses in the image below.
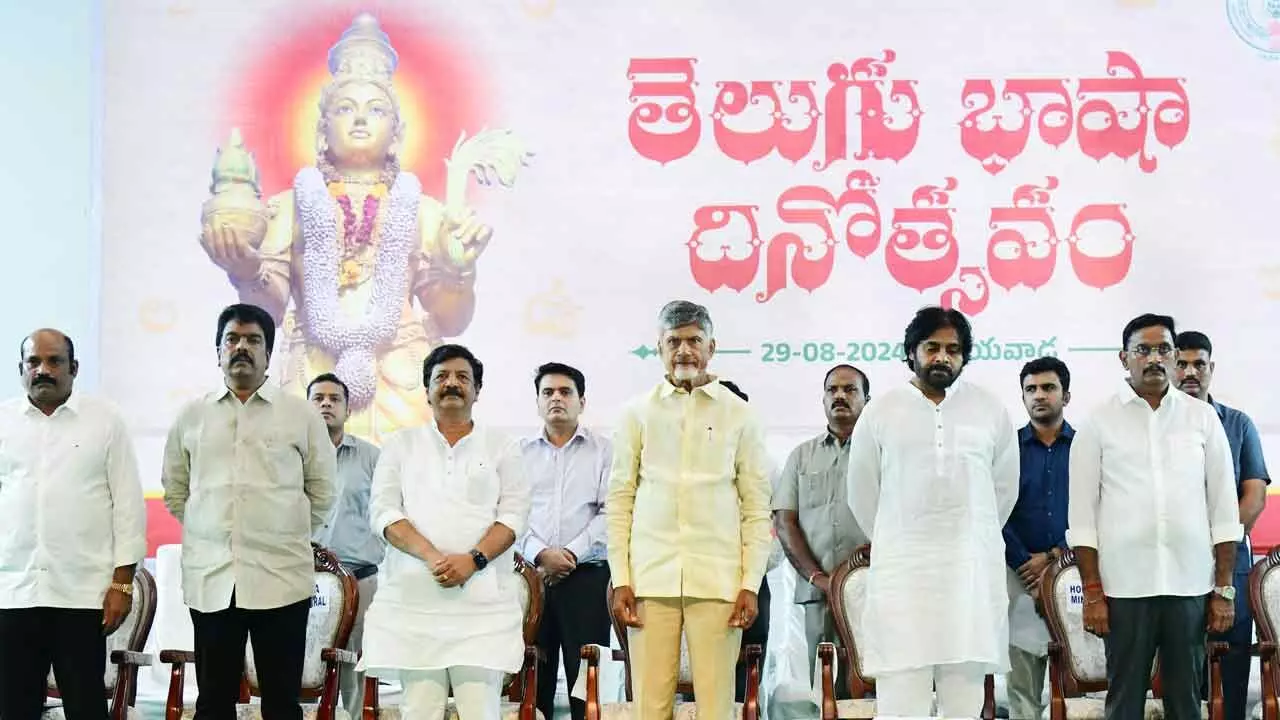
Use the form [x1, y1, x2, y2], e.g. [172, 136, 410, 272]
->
[1128, 344, 1175, 358]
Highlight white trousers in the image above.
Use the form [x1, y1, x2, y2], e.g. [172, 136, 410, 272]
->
[401, 667, 505, 720]
[875, 662, 985, 718]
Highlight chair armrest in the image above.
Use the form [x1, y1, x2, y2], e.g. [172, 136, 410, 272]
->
[1209, 641, 1232, 660]
[816, 642, 838, 720]
[159, 650, 196, 665]
[1259, 641, 1278, 659]
[110, 650, 153, 667]
[579, 644, 625, 664]
[321, 648, 358, 666]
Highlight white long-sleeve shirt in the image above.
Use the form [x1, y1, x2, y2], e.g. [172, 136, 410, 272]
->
[0, 394, 147, 609]
[1066, 382, 1243, 598]
[845, 378, 1020, 675]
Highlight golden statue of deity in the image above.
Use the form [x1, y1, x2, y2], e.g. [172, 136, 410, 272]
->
[199, 13, 530, 443]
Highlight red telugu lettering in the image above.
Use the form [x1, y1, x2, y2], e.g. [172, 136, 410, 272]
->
[815, 50, 923, 171]
[883, 177, 959, 292]
[627, 58, 702, 165]
[939, 266, 991, 315]
[960, 79, 1073, 175]
[1065, 203, 1135, 290]
[1075, 51, 1189, 173]
[711, 80, 821, 165]
[986, 177, 1061, 290]
[687, 205, 763, 293]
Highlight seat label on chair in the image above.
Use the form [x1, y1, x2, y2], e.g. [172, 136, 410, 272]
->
[1068, 583, 1083, 606]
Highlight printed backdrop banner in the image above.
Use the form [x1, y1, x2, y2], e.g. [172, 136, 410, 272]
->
[101, 0, 1280, 546]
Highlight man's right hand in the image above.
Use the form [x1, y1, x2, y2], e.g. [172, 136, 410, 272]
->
[611, 585, 643, 628]
[200, 223, 264, 281]
[536, 548, 577, 579]
[1082, 593, 1110, 637]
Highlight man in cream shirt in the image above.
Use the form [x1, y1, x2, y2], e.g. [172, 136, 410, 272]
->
[607, 300, 773, 720]
[162, 303, 336, 720]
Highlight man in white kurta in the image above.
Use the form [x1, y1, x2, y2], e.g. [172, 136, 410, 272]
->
[361, 344, 531, 720]
[845, 306, 1019, 717]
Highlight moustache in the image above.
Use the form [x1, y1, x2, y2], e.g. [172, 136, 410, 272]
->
[441, 387, 464, 398]
[832, 401, 850, 409]
[231, 352, 253, 364]
[1143, 365, 1165, 374]
[927, 364, 953, 376]
[32, 376, 55, 386]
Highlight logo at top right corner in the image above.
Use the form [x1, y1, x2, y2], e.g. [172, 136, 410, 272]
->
[1227, 0, 1280, 58]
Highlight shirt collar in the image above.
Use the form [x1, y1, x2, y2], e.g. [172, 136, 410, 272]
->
[822, 427, 852, 447]
[1018, 420, 1075, 445]
[210, 380, 278, 405]
[535, 424, 588, 447]
[23, 392, 80, 417]
[658, 376, 722, 399]
[338, 433, 356, 449]
[1117, 380, 1177, 409]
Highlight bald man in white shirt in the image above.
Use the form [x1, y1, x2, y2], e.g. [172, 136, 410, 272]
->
[0, 329, 147, 720]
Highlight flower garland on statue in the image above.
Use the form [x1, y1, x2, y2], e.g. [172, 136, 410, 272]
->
[294, 166, 421, 411]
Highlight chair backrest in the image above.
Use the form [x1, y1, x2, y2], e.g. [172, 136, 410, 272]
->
[504, 553, 544, 692]
[1039, 551, 1159, 696]
[244, 546, 358, 698]
[828, 544, 873, 697]
[47, 567, 158, 696]
[1250, 547, 1280, 687]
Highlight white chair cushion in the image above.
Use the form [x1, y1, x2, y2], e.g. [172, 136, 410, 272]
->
[246, 573, 346, 690]
[373, 703, 544, 720]
[43, 706, 143, 720]
[837, 565, 871, 680]
[177, 705, 351, 720]
[834, 698, 878, 718]
[1054, 698, 1208, 719]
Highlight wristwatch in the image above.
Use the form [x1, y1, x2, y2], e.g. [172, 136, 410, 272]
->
[470, 549, 489, 571]
[110, 582, 133, 596]
[1213, 585, 1236, 601]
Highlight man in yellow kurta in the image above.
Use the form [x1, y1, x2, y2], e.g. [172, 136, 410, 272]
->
[607, 300, 773, 720]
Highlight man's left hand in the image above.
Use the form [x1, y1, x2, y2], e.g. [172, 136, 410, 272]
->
[102, 587, 132, 635]
[433, 554, 478, 588]
[1207, 594, 1235, 634]
[728, 589, 758, 629]
[1018, 552, 1053, 590]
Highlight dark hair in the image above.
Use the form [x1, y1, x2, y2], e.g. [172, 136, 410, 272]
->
[307, 372, 349, 402]
[423, 343, 484, 389]
[1020, 356, 1071, 393]
[1121, 313, 1176, 349]
[1175, 330, 1213, 358]
[823, 364, 870, 397]
[902, 306, 973, 371]
[20, 329, 75, 365]
[216, 303, 276, 354]
[534, 362, 585, 396]
[719, 380, 748, 402]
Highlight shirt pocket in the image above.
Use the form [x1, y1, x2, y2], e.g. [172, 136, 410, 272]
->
[800, 470, 838, 509]
[1166, 431, 1205, 473]
[464, 458, 500, 508]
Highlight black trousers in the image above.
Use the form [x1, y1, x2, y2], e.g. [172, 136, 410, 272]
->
[735, 579, 771, 703]
[535, 564, 612, 720]
[190, 592, 311, 720]
[1104, 595, 1206, 720]
[0, 607, 108, 720]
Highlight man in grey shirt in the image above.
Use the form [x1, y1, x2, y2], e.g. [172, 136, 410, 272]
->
[773, 364, 872, 696]
[309, 373, 382, 718]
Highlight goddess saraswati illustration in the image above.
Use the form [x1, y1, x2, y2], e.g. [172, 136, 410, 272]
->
[198, 13, 530, 442]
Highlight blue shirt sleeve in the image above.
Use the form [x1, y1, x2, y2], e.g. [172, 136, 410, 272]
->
[1003, 522, 1032, 571]
[1240, 414, 1271, 484]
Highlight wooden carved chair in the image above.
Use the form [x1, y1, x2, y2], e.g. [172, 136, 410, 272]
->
[579, 583, 764, 720]
[1039, 549, 1226, 720]
[160, 545, 360, 720]
[1250, 547, 1280, 720]
[361, 553, 543, 720]
[815, 544, 997, 720]
[42, 567, 157, 720]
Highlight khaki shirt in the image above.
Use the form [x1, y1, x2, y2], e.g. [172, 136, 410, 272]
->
[606, 379, 772, 602]
[161, 383, 336, 612]
[773, 430, 868, 604]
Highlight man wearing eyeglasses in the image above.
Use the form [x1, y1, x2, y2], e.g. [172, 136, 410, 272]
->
[1067, 314, 1241, 720]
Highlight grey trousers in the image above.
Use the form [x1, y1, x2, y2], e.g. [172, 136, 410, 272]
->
[1006, 645, 1047, 720]
[1104, 595, 1206, 720]
[340, 574, 378, 718]
[803, 601, 852, 699]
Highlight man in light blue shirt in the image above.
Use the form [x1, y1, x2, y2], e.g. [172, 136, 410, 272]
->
[309, 373, 383, 719]
[518, 362, 612, 720]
